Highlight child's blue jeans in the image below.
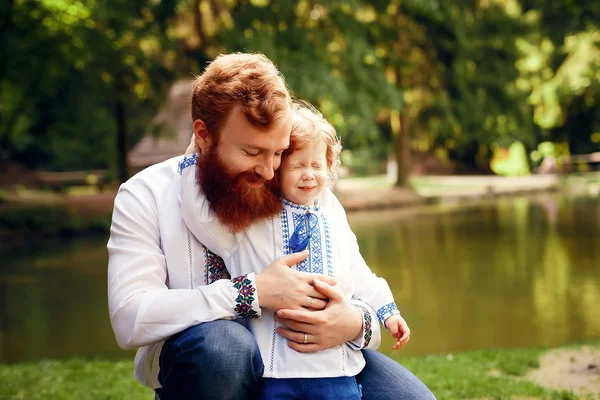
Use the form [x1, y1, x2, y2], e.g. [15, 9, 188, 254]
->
[258, 376, 362, 399]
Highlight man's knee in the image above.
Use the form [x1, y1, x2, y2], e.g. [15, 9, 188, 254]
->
[167, 320, 261, 368]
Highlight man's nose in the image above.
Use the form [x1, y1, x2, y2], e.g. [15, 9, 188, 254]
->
[255, 158, 274, 181]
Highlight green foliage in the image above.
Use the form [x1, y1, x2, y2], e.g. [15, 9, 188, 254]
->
[0, 0, 175, 171]
[215, 0, 403, 150]
[491, 141, 532, 176]
[1, 0, 599, 175]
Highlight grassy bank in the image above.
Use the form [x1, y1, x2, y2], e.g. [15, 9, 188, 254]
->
[1, 344, 598, 400]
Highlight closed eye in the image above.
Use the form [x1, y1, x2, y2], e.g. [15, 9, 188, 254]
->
[243, 150, 259, 157]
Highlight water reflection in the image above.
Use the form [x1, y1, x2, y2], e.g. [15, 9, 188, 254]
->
[348, 194, 600, 357]
[0, 194, 599, 363]
[0, 237, 134, 363]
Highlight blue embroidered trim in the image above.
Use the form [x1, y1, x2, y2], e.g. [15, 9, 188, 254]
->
[231, 275, 259, 318]
[288, 212, 318, 253]
[178, 153, 198, 175]
[203, 245, 230, 284]
[322, 214, 333, 277]
[353, 304, 373, 348]
[377, 303, 400, 325]
[280, 197, 320, 212]
[292, 211, 323, 274]
[281, 208, 291, 256]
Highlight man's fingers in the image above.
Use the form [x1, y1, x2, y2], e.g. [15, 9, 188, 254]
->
[312, 279, 344, 302]
[310, 274, 336, 287]
[276, 327, 314, 345]
[305, 288, 329, 302]
[276, 318, 314, 334]
[280, 250, 309, 267]
[288, 341, 321, 353]
[277, 309, 316, 324]
[305, 297, 328, 310]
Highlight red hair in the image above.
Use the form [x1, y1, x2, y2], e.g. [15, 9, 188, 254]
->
[191, 53, 292, 136]
[284, 101, 342, 184]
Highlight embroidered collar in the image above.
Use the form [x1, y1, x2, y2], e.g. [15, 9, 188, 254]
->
[178, 153, 198, 175]
[280, 197, 320, 212]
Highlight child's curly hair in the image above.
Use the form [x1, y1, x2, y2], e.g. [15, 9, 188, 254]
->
[284, 101, 342, 185]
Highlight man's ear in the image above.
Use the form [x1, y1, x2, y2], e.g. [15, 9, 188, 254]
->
[193, 119, 212, 152]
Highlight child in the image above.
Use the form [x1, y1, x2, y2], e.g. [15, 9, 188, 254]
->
[179, 102, 409, 399]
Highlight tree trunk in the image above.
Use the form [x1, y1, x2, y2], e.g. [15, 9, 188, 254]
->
[115, 98, 128, 183]
[393, 110, 411, 187]
[0, 0, 15, 81]
[193, 0, 204, 46]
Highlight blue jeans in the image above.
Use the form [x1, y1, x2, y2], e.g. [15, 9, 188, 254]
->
[258, 377, 362, 399]
[156, 320, 435, 400]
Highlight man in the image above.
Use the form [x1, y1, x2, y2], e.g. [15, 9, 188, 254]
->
[107, 53, 435, 399]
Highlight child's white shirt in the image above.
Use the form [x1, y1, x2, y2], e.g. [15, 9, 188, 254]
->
[180, 154, 400, 378]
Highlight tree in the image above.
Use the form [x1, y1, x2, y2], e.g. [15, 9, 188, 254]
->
[0, 0, 177, 182]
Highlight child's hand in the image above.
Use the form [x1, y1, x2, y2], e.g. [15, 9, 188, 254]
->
[384, 315, 410, 350]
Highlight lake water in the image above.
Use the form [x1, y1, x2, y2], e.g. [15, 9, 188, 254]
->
[1, 193, 599, 363]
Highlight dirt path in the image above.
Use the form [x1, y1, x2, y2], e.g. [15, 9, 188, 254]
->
[526, 346, 600, 398]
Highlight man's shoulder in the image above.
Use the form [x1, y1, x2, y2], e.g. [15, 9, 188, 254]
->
[118, 155, 189, 205]
[127, 155, 185, 187]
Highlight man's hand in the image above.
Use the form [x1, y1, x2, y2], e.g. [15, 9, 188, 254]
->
[274, 279, 364, 353]
[385, 315, 410, 350]
[255, 251, 336, 312]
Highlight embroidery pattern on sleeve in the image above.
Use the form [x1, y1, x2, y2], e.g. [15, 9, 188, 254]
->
[377, 303, 400, 325]
[203, 245, 231, 284]
[354, 305, 373, 348]
[231, 275, 259, 318]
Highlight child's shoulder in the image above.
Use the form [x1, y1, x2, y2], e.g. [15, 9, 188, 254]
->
[320, 188, 345, 213]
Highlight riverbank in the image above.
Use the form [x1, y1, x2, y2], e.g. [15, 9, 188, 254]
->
[1, 172, 599, 235]
[1, 343, 598, 399]
[336, 172, 600, 211]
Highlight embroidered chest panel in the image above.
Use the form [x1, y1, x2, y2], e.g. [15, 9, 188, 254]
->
[280, 206, 334, 277]
[203, 244, 230, 284]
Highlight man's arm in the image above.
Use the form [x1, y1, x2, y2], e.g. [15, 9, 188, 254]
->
[107, 180, 264, 349]
[108, 179, 336, 349]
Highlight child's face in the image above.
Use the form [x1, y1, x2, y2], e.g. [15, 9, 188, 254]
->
[279, 139, 328, 206]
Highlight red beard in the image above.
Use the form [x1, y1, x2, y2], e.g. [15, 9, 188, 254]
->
[196, 147, 282, 233]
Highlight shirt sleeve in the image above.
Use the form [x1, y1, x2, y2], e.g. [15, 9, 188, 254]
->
[324, 188, 401, 327]
[346, 224, 401, 326]
[347, 300, 382, 350]
[107, 179, 260, 351]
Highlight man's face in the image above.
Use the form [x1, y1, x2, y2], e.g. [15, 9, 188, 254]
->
[213, 106, 291, 183]
[195, 105, 292, 232]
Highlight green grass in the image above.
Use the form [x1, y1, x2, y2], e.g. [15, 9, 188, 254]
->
[0, 359, 151, 400]
[1, 344, 598, 400]
[397, 346, 591, 400]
